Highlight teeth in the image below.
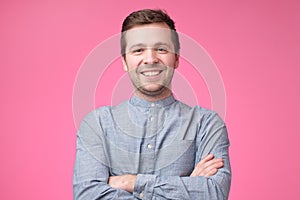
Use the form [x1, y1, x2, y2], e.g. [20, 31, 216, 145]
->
[142, 71, 160, 77]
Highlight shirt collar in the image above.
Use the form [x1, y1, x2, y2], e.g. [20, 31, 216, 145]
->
[129, 94, 176, 108]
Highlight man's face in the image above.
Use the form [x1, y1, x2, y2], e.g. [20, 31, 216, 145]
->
[122, 23, 179, 97]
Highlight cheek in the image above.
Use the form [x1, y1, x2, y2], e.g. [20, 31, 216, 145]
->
[163, 57, 178, 68]
[125, 56, 141, 68]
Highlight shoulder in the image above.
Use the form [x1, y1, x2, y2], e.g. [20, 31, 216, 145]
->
[195, 106, 225, 127]
[81, 100, 129, 124]
[176, 100, 225, 125]
[196, 106, 224, 121]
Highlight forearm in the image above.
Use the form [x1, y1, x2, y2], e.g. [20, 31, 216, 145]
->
[132, 116, 231, 199]
[74, 180, 134, 200]
[73, 145, 135, 200]
[73, 119, 135, 200]
[108, 174, 137, 193]
[73, 149, 136, 200]
[133, 172, 231, 200]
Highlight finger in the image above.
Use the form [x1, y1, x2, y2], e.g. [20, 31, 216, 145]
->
[195, 154, 214, 169]
[203, 168, 218, 178]
[192, 158, 223, 177]
[202, 158, 223, 172]
[200, 154, 214, 164]
[203, 158, 223, 170]
[202, 160, 224, 177]
[191, 155, 215, 177]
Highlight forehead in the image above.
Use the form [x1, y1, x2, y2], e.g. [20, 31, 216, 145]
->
[125, 23, 174, 47]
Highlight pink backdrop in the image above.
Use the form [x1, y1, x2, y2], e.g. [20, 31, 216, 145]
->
[1, 0, 300, 199]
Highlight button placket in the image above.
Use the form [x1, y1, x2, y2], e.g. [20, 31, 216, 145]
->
[150, 116, 154, 121]
[147, 143, 152, 149]
[149, 104, 158, 122]
[147, 104, 158, 161]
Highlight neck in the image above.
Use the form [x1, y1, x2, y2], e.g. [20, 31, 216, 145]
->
[133, 88, 173, 102]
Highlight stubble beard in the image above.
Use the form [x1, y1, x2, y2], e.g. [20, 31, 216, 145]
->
[136, 83, 167, 97]
[128, 63, 174, 98]
[130, 73, 173, 98]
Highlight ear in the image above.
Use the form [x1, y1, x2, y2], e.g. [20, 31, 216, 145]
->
[174, 53, 180, 69]
[122, 56, 128, 71]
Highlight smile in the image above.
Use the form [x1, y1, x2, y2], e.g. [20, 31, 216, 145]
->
[141, 70, 163, 77]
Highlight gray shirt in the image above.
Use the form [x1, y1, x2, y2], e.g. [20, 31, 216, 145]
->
[73, 95, 231, 199]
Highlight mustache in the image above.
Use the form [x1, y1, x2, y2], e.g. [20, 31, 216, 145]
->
[136, 63, 168, 73]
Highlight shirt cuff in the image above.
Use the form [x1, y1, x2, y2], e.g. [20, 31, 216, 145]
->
[133, 174, 156, 199]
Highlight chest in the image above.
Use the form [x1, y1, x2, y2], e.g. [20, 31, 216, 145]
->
[102, 104, 200, 176]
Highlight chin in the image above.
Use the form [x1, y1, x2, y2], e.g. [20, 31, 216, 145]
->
[144, 85, 162, 91]
[138, 85, 166, 96]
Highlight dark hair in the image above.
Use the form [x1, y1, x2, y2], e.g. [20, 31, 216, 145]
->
[121, 9, 180, 56]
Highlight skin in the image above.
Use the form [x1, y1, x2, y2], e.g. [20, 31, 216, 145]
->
[108, 23, 224, 193]
[122, 23, 179, 102]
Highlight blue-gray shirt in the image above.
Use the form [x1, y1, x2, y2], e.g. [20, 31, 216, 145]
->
[73, 95, 231, 199]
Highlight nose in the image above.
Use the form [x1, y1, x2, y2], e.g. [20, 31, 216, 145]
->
[143, 48, 158, 64]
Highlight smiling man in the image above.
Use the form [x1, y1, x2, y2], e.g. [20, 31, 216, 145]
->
[73, 9, 231, 199]
[123, 23, 179, 100]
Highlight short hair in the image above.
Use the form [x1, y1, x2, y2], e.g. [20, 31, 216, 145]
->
[121, 9, 180, 56]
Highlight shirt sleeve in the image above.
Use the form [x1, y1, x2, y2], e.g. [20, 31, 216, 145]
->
[73, 111, 135, 200]
[132, 112, 231, 200]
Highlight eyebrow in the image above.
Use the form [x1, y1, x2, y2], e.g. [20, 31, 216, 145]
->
[128, 43, 145, 51]
[128, 42, 172, 51]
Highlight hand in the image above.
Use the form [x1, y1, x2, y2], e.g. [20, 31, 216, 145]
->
[190, 154, 224, 178]
[108, 174, 137, 193]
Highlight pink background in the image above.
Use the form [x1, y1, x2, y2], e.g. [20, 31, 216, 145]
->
[1, 0, 300, 199]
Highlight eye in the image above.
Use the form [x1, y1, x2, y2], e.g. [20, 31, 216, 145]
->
[156, 47, 168, 53]
[131, 48, 144, 55]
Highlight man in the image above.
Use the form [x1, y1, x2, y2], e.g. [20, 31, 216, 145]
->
[73, 9, 231, 199]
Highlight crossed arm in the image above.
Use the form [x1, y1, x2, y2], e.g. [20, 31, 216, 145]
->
[73, 111, 231, 199]
[73, 131, 230, 199]
[108, 154, 224, 193]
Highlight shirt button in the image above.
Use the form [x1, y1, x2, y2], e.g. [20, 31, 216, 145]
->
[139, 192, 144, 198]
[147, 144, 152, 149]
[150, 116, 154, 121]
